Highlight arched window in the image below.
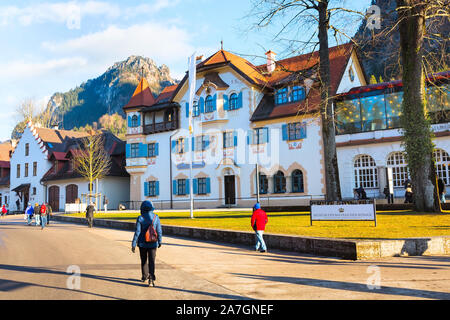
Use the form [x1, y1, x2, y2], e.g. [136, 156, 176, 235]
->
[291, 170, 304, 193]
[205, 95, 214, 113]
[131, 115, 139, 127]
[354, 155, 378, 188]
[434, 148, 450, 185]
[229, 93, 238, 110]
[387, 152, 409, 187]
[259, 173, 268, 194]
[273, 171, 286, 193]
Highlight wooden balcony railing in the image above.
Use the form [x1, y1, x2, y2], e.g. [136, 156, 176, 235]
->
[143, 120, 178, 134]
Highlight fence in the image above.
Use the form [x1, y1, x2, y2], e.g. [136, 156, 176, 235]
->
[118, 194, 324, 211]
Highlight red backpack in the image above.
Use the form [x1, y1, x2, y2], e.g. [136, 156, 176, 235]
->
[40, 205, 47, 215]
[145, 214, 158, 243]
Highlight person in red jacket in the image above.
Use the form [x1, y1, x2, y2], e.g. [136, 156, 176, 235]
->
[251, 203, 268, 253]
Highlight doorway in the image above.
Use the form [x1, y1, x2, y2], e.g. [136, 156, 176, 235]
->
[49, 186, 60, 211]
[224, 175, 236, 205]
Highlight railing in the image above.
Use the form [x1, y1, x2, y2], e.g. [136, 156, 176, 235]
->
[143, 121, 178, 134]
[118, 194, 323, 211]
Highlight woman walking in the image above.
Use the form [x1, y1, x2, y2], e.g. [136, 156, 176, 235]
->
[251, 203, 268, 253]
[131, 200, 162, 287]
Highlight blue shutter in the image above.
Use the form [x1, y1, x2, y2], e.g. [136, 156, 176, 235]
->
[172, 180, 177, 195]
[212, 94, 217, 111]
[199, 97, 205, 113]
[237, 92, 243, 109]
[184, 138, 189, 153]
[171, 140, 177, 153]
[206, 178, 211, 194]
[126, 144, 130, 158]
[300, 123, 307, 139]
[185, 179, 190, 194]
[144, 182, 149, 197]
[155, 181, 160, 196]
[127, 116, 132, 127]
[185, 102, 189, 118]
[205, 135, 210, 149]
[264, 127, 269, 143]
[223, 94, 229, 111]
[233, 131, 238, 147]
[192, 137, 195, 151]
[247, 129, 253, 145]
[282, 124, 288, 141]
[155, 143, 159, 156]
[193, 178, 198, 194]
[139, 143, 147, 157]
[137, 114, 141, 126]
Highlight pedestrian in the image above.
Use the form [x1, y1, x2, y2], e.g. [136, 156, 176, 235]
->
[103, 197, 108, 213]
[25, 203, 34, 226]
[131, 200, 162, 287]
[251, 203, 268, 253]
[1, 204, 6, 217]
[405, 184, 413, 203]
[438, 178, 446, 204]
[16, 199, 20, 212]
[39, 203, 48, 230]
[46, 203, 52, 225]
[34, 203, 41, 226]
[86, 202, 95, 228]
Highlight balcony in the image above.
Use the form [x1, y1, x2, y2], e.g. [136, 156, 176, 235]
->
[143, 120, 178, 134]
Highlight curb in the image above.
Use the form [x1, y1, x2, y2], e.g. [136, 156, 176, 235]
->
[52, 215, 450, 260]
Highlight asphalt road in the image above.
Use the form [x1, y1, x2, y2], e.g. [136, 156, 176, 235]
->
[0, 214, 449, 300]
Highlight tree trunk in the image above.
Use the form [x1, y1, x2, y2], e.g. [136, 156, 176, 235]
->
[317, 0, 341, 201]
[397, 0, 437, 212]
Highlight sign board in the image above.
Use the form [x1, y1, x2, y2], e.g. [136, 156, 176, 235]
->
[387, 167, 394, 194]
[310, 200, 377, 226]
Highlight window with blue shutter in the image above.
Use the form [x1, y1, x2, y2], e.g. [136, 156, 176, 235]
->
[148, 143, 157, 157]
[205, 95, 214, 113]
[197, 178, 207, 195]
[130, 143, 139, 158]
[287, 122, 307, 140]
[193, 101, 200, 117]
[147, 181, 159, 196]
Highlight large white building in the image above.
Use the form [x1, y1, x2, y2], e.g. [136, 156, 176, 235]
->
[124, 43, 368, 209]
[10, 122, 130, 212]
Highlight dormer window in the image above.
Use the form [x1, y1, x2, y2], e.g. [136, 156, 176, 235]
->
[290, 86, 305, 102]
[131, 115, 139, 127]
[275, 86, 305, 105]
[275, 88, 288, 105]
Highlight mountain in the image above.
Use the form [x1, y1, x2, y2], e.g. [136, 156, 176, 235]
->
[354, 0, 449, 81]
[46, 55, 177, 130]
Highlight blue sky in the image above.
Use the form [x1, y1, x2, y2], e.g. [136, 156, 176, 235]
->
[0, 0, 371, 141]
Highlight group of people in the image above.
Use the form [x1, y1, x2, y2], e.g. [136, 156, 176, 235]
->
[24, 202, 52, 229]
[0, 205, 7, 217]
[130, 200, 268, 287]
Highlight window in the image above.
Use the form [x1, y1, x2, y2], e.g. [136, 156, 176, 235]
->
[336, 98, 362, 134]
[177, 138, 185, 154]
[148, 143, 157, 157]
[148, 181, 158, 196]
[229, 93, 238, 110]
[273, 171, 286, 193]
[130, 143, 139, 158]
[252, 128, 268, 145]
[259, 174, 268, 194]
[192, 101, 200, 117]
[290, 86, 305, 102]
[33, 162, 37, 176]
[32, 187, 36, 195]
[25, 143, 29, 156]
[354, 155, 378, 188]
[275, 88, 288, 105]
[195, 135, 208, 151]
[24, 163, 28, 177]
[177, 179, 187, 195]
[197, 178, 207, 195]
[349, 66, 355, 82]
[387, 152, 409, 187]
[131, 115, 139, 127]
[385, 91, 403, 129]
[288, 122, 306, 140]
[434, 149, 450, 185]
[16, 164, 20, 178]
[223, 132, 234, 149]
[360, 94, 387, 131]
[291, 170, 304, 193]
[164, 109, 174, 122]
[205, 95, 214, 113]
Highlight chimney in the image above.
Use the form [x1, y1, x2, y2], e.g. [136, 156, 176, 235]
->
[265, 50, 276, 74]
[196, 55, 205, 64]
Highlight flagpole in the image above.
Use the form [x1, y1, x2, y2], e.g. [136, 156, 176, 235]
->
[188, 53, 196, 219]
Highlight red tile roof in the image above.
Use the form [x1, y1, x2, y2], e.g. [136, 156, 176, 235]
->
[123, 77, 156, 109]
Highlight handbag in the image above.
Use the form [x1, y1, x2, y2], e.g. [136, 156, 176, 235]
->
[144, 214, 158, 243]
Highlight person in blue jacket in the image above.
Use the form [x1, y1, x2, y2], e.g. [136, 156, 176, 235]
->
[131, 200, 162, 287]
[25, 203, 34, 226]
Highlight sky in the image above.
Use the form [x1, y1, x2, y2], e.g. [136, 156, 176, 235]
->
[0, 0, 372, 141]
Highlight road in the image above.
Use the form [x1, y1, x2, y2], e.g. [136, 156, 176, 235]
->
[0, 214, 449, 300]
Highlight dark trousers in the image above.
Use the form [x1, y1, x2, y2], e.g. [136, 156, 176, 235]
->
[139, 247, 157, 281]
[87, 216, 93, 228]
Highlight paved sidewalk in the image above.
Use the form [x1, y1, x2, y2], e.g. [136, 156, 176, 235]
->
[1, 215, 449, 300]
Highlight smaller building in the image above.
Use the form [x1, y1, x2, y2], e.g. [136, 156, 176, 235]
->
[0, 141, 13, 209]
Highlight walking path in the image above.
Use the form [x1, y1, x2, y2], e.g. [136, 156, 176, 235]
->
[0, 215, 449, 300]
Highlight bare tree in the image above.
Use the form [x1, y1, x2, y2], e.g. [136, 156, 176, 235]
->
[73, 132, 111, 203]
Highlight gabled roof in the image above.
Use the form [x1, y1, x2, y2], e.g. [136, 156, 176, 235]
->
[0, 142, 12, 162]
[155, 84, 178, 104]
[123, 77, 157, 110]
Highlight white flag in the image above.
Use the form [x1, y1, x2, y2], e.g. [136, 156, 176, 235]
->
[188, 52, 196, 134]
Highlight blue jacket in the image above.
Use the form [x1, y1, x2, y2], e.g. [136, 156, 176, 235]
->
[132, 211, 162, 249]
[25, 206, 34, 216]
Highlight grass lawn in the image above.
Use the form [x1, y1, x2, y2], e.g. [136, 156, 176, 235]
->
[67, 209, 450, 240]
